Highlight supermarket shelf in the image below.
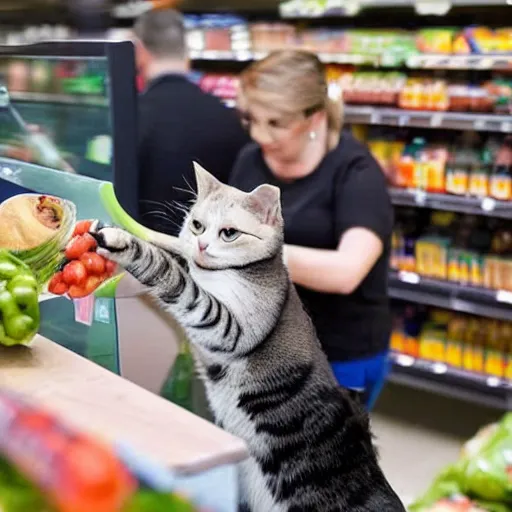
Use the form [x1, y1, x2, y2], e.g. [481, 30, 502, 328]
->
[406, 53, 512, 70]
[388, 270, 512, 322]
[389, 188, 512, 219]
[389, 352, 512, 410]
[360, 0, 508, 5]
[190, 50, 380, 66]
[344, 105, 512, 133]
[191, 50, 512, 71]
[10, 91, 107, 107]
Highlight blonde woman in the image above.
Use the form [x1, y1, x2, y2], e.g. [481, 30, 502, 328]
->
[230, 50, 394, 410]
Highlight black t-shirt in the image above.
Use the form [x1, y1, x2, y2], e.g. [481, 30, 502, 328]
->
[138, 74, 249, 235]
[229, 131, 394, 362]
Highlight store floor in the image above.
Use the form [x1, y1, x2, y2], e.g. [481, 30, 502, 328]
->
[372, 383, 503, 507]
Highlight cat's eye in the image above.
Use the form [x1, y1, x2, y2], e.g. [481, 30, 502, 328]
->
[220, 228, 241, 242]
[190, 219, 205, 235]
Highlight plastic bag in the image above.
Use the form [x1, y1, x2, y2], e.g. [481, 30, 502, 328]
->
[0, 194, 76, 287]
[410, 413, 512, 511]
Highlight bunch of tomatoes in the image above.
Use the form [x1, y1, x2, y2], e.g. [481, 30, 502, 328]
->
[48, 220, 116, 299]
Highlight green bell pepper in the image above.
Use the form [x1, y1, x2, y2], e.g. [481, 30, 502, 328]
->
[0, 250, 40, 347]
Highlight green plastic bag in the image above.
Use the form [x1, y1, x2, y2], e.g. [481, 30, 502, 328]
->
[411, 413, 512, 511]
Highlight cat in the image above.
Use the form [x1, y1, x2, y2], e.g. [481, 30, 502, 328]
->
[90, 162, 406, 512]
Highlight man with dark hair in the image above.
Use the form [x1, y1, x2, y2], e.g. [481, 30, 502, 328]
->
[133, 9, 249, 235]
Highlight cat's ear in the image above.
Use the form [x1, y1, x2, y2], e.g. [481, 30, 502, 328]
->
[193, 161, 221, 200]
[245, 184, 281, 226]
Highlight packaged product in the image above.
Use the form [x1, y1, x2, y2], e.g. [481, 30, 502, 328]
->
[484, 320, 506, 378]
[419, 322, 446, 363]
[415, 28, 457, 54]
[464, 27, 501, 54]
[411, 413, 512, 510]
[445, 315, 465, 368]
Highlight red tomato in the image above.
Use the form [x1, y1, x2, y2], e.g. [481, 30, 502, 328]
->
[84, 275, 103, 295]
[80, 252, 106, 275]
[68, 285, 89, 299]
[62, 260, 87, 286]
[48, 272, 68, 295]
[72, 220, 93, 237]
[105, 259, 117, 276]
[65, 233, 97, 260]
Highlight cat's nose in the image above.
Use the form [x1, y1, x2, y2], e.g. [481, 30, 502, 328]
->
[198, 240, 209, 253]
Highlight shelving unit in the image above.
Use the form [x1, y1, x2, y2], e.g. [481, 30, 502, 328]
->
[343, 106, 512, 133]
[10, 91, 107, 107]
[190, 50, 512, 71]
[389, 352, 512, 409]
[184, 5, 512, 408]
[388, 270, 512, 322]
[389, 188, 512, 219]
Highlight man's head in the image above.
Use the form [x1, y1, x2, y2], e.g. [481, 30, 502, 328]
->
[133, 9, 188, 79]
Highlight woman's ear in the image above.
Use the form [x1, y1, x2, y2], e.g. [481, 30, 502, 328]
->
[193, 161, 222, 201]
[309, 109, 327, 132]
[245, 184, 282, 226]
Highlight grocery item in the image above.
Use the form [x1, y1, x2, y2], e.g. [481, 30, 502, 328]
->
[0, 250, 39, 347]
[0, 194, 75, 286]
[0, 390, 136, 512]
[48, 220, 117, 299]
[411, 413, 512, 511]
[415, 28, 458, 54]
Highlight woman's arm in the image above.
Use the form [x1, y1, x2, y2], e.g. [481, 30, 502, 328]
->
[284, 227, 383, 294]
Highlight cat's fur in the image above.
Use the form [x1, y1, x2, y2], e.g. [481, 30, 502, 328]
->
[91, 163, 405, 512]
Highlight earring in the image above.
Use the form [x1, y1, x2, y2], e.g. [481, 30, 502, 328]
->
[309, 131, 317, 141]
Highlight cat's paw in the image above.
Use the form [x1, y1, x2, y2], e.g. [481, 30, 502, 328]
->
[89, 221, 134, 266]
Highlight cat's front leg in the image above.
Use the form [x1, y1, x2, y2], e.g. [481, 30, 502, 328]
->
[89, 223, 186, 287]
[90, 224, 244, 354]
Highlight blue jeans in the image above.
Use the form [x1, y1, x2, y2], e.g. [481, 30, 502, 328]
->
[330, 351, 390, 410]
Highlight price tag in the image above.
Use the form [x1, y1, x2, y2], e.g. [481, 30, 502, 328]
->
[496, 290, 512, 305]
[414, 189, 427, 206]
[398, 271, 421, 285]
[501, 121, 512, 133]
[486, 376, 500, 388]
[432, 363, 447, 375]
[481, 197, 496, 212]
[474, 118, 487, 131]
[414, 0, 451, 15]
[430, 113, 443, 127]
[234, 51, 252, 61]
[398, 114, 409, 127]
[370, 111, 381, 124]
[395, 354, 414, 367]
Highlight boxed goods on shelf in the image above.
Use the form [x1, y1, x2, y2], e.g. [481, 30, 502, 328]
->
[391, 209, 512, 291]
[410, 412, 512, 511]
[391, 304, 512, 379]
[359, 129, 512, 200]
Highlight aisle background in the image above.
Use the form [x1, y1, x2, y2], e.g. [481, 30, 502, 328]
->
[372, 383, 502, 506]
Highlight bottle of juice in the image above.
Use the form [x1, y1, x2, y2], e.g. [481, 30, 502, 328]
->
[0, 390, 136, 512]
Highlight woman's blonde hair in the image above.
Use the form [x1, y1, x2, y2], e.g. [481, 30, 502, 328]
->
[239, 50, 344, 151]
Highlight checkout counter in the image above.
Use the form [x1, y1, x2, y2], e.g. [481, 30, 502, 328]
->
[0, 40, 246, 509]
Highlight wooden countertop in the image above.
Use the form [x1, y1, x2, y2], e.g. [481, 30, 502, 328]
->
[0, 335, 248, 474]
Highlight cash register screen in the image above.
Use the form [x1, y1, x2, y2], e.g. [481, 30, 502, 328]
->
[0, 41, 139, 218]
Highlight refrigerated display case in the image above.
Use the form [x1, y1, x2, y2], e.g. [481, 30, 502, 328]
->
[0, 41, 186, 400]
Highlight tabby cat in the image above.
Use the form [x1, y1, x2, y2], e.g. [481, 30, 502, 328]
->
[91, 163, 405, 512]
